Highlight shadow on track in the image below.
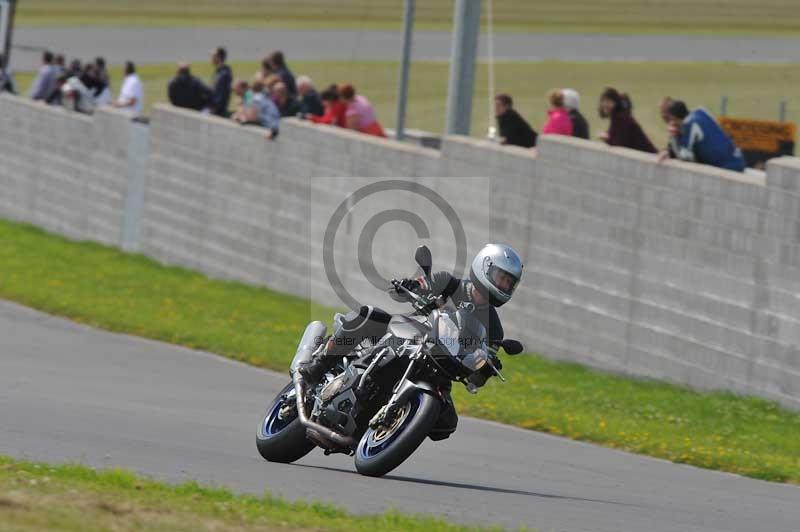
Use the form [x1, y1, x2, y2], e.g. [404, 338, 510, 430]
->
[291, 463, 635, 507]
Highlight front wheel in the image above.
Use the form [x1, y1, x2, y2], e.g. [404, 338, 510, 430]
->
[354, 391, 441, 477]
[256, 382, 316, 463]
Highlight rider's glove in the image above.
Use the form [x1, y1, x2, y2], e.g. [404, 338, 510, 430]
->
[467, 370, 490, 388]
[417, 298, 439, 315]
[399, 278, 421, 293]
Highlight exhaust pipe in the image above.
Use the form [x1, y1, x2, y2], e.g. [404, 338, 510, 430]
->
[293, 372, 355, 448]
[290, 321, 327, 373]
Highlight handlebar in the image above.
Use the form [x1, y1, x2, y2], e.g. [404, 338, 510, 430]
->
[390, 278, 440, 315]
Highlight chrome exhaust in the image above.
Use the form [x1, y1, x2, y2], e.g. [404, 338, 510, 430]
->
[292, 372, 355, 448]
[290, 321, 328, 373]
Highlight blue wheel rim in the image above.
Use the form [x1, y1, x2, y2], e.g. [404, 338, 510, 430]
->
[357, 392, 422, 460]
[261, 393, 296, 438]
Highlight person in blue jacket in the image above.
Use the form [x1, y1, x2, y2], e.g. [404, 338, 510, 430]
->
[659, 100, 746, 172]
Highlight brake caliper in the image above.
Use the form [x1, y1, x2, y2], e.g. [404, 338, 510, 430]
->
[368, 405, 389, 429]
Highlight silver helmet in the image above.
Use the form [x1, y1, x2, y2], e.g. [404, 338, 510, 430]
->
[469, 244, 523, 307]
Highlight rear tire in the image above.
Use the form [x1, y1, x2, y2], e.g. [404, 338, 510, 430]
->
[354, 391, 440, 477]
[256, 382, 315, 463]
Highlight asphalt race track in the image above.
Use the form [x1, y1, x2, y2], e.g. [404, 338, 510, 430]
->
[11, 27, 800, 71]
[1, 300, 799, 531]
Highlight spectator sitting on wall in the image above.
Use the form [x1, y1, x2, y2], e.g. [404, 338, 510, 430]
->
[542, 89, 573, 136]
[310, 84, 347, 127]
[341, 83, 386, 137]
[598, 87, 657, 153]
[296, 75, 324, 118]
[80, 62, 111, 107]
[659, 96, 676, 158]
[230, 79, 253, 121]
[272, 81, 300, 117]
[46, 74, 67, 106]
[210, 46, 233, 117]
[95, 57, 109, 85]
[263, 73, 282, 95]
[62, 73, 96, 114]
[0, 53, 17, 94]
[494, 93, 537, 148]
[267, 50, 297, 98]
[168, 63, 212, 111]
[54, 54, 66, 76]
[92, 57, 112, 105]
[256, 56, 274, 81]
[29, 50, 58, 101]
[237, 79, 280, 139]
[65, 58, 82, 79]
[113, 61, 144, 116]
[562, 88, 590, 140]
[658, 100, 746, 172]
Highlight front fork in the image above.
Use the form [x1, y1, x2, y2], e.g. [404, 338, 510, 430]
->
[369, 350, 439, 429]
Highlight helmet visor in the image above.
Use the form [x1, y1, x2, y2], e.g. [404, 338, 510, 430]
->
[486, 265, 518, 297]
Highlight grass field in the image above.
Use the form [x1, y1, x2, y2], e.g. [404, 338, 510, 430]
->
[0, 456, 491, 531]
[14, 0, 800, 36]
[13, 60, 800, 148]
[2, 219, 799, 484]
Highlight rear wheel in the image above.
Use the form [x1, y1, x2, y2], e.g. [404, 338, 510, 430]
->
[256, 382, 315, 463]
[354, 391, 440, 477]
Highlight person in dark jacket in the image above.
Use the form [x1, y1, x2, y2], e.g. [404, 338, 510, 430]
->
[296, 75, 324, 117]
[65, 59, 82, 79]
[598, 87, 657, 153]
[494, 93, 538, 148]
[0, 53, 16, 94]
[168, 64, 212, 111]
[562, 88, 590, 140]
[272, 82, 300, 117]
[210, 46, 233, 117]
[266, 50, 297, 98]
[95, 57, 109, 84]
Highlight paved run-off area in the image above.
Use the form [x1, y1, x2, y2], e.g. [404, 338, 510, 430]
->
[1, 300, 798, 531]
[9, 27, 800, 72]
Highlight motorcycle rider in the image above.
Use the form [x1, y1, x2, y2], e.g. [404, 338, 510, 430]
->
[298, 243, 523, 440]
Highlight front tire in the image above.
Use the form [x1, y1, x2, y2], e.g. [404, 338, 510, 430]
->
[354, 391, 441, 477]
[256, 382, 315, 463]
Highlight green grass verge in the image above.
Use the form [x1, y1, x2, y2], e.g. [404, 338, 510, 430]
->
[14, 0, 800, 36]
[13, 59, 800, 148]
[1, 219, 800, 483]
[0, 456, 495, 531]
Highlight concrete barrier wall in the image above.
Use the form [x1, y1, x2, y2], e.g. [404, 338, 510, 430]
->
[520, 136, 800, 408]
[1, 96, 798, 409]
[0, 94, 142, 247]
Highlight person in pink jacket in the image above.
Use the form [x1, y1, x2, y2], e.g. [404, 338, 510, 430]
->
[542, 89, 573, 136]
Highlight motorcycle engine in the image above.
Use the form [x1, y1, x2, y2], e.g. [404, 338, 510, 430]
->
[320, 372, 347, 403]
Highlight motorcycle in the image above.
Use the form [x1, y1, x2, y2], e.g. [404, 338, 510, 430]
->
[256, 246, 523, 477]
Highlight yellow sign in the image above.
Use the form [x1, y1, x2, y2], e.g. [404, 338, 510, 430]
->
[718, 117, 796, 154]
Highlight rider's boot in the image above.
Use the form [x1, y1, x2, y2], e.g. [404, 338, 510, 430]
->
[296, 340, 336, 384]
[297, 305, 389, 385]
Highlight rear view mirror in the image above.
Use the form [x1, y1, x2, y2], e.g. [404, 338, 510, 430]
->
[501, 339, 523, 355]
[415, 245, 432, 278]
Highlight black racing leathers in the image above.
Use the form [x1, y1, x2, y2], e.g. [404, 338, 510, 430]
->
[392, 271, 504, 344]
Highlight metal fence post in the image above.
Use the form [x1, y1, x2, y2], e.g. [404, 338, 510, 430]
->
[395, 0, 415, 141]
[445, 0, 482, 135]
